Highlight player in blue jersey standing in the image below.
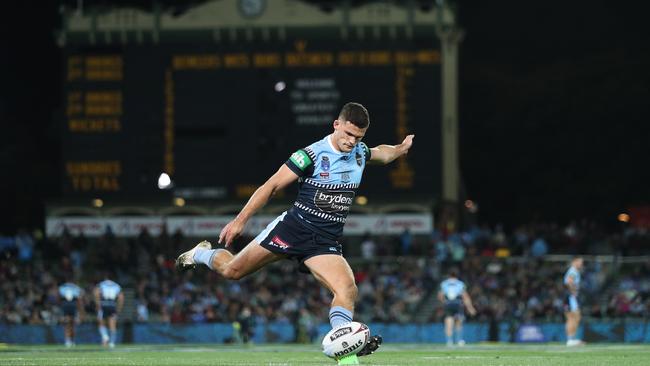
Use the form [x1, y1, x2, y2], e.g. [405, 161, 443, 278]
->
[438, 269, 476, 346]
[58, 279, 85, 347]
[94, 276, 124, 348]
[177, 102, 414, 364]
[564, 257, 585, 346]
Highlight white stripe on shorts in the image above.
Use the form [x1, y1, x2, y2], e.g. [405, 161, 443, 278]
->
[254, 211, 287, 244]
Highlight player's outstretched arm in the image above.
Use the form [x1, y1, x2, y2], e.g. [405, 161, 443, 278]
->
[369, 134, 415, 165]
[219, 164, 299, 246]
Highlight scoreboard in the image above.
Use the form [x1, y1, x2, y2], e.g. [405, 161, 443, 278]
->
[62, 39, 441, 201]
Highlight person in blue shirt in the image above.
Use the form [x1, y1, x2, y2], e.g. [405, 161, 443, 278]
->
[564, 257, 584, 346]
[58, 278, 85, 347]
[437, 269, 476, 346]
[94, 276, 124, 348]
[177, 102, 414, 364]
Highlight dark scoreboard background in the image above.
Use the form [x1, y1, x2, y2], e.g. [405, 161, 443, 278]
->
[62, 40, 441, 202]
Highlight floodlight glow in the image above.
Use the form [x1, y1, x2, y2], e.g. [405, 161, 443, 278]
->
[618, 213, 630, 223]
[158, 173, 172, 189]
[355, 196, 368, 205]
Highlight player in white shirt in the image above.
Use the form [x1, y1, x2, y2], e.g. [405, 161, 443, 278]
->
[564, 257, 585, 346]
[438, 269, 476, 346]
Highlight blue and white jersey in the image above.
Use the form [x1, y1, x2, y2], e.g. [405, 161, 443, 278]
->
[440, 278, 466, 304]
[59, 282, 82, 302]
[564, 266, 581, 292]
[98, 280, 122, 307]
[285, 135, 371, 239]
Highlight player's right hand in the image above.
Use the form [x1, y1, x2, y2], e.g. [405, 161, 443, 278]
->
[219, 218, 245, 247]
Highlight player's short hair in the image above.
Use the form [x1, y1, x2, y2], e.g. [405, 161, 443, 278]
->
[449, 268, 459, 278]
[338, 102, 370, 129]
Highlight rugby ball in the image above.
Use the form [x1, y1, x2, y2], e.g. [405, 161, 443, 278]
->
[322, 321, 370, 359]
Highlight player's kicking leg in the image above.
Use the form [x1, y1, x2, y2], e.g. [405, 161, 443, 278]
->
[305, 255, 382, 365]
[176, 240, 284, 280]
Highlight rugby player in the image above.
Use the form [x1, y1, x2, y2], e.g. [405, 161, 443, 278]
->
[438, 269, 476, 346]
[177, 102, 414, 364]
[94, 276, 124, 348]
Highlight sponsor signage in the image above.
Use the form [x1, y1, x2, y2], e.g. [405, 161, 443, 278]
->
[46, 214, 432, 237]
[515, 324, 545, 343]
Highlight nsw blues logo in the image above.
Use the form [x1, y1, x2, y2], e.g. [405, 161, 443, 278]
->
[321, 156, 330, 171]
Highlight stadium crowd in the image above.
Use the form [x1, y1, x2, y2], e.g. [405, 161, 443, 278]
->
[1, 221, 649, 333]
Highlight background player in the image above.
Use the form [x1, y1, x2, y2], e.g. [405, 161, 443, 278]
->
[564, 257, 585, 346]
[438, 269, 476, 346]
[177, 102, 414, 364]
[94, 275, 124, 348]
[58, 278, 84, 348]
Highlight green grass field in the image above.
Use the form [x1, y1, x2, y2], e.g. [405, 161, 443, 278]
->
[2, 343, 649, 366]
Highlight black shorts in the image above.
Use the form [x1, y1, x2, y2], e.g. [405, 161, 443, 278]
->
[99, 305, 117, 319]
[255, 212, 342, 273]
[62, 302, 77, 317]
[564, 294, 580, 312]
[444, 302, 464, 319]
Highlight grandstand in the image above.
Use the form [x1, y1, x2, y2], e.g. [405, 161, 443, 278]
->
[2, 222, 649, 342]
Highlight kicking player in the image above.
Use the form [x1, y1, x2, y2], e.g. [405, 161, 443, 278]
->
[94, 276, 124, 348]
[438, 269, 476, 346]
[564, 257, 585, 346]
[58, 279, 84, 347]
[177, 102, 414, 364]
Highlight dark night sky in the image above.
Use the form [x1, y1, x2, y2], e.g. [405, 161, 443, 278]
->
[0, 1, 648, 233]
[458, 1, 649, 225]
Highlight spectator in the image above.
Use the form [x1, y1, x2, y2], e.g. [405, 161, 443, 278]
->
[360, 233, 376, 259]
[530, 236, 549, 257]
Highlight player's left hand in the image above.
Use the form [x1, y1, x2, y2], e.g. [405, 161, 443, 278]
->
[219, 218, 245, 247]
[400, 134, 415, 155]
[468, 308, 477, 317]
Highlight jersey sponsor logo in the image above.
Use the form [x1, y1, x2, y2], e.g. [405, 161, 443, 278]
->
[268, 235, 291, 250]
[101, 287, 120, 301]
[329, 247, 338, 252]
[314, 190, 354, 214]
[320, 172, 330, 179]
[290, 150, 311, 170]
[341, 172, 350, 182]
[321, 156, 330, 171]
